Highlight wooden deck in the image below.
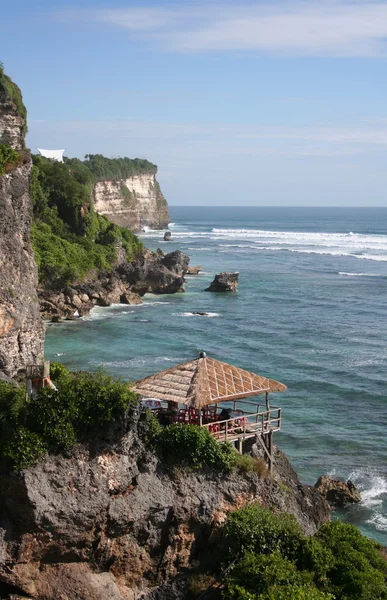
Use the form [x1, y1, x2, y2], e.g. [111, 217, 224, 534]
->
[202, 405, 281, 444]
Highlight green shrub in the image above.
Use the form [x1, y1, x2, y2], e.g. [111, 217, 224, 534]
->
[0, 144, 22, 176]
[234, 453, 267, 476]
[0, 63, 27, 135]
[156, 424, 237, 473]
[0, 364, 138, 470]
[3, 427, 47, 471]
[313, 521, 387, 599]
[141, 410, 163, 450]
[224, 504, 303, 560]
[223, 552, 305, 599]
[83, 153, 157, 179]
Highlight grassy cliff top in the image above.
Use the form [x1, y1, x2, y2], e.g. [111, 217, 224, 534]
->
[0, 62, 27, 134]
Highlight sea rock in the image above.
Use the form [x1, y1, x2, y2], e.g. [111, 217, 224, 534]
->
[120, 291, 142, 305]
[205, 272, 239, 292]
[186, 266, 202, 275]
[314, 475, 361, 508]
[124, 250, 189, 295]
[0, 406, 330, 599]
[0, 69, 44, 376]
[161, 250, 190, 275]
[192, 311, 209, 316]
[163, 231, 171, 241]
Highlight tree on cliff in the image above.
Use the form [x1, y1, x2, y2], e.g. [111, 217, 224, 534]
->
[31, 155, 143, 288]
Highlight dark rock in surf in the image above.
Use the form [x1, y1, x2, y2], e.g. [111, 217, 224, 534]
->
[186, 266, 202, 275]
[205, 272, 239, 292]
[314, 475, 361, 508]
[163, 231, 172, 241]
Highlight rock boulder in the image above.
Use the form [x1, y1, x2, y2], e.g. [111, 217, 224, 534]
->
[186, 266, 202, 275]
[314, 475, 361, 508]
[205, 272, 239, 292]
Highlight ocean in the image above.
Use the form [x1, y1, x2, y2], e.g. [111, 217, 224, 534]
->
[45, 206, 387, 544]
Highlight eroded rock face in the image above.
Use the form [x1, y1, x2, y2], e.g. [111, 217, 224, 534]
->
[93, 175, 170, 231]
[124, 250, 189, 296]
[0, 73, 44, 376]
[0, 408, 330, 600]
[39, 250, 190, 321]
[314, 475, 361, 508]
[205, 272, 239, 292]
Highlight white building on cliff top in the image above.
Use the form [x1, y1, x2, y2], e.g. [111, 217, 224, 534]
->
[37, 148, 65, 162]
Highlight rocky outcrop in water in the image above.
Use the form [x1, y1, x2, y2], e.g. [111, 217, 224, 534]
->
[39, 250, 190, 320]
[186, 266, 202, 275]
[0, 406, 330, 600]
[123, 250, 189, 296]
[205, 272, 239, 292]
[0, 68, 44, 376]
[314, 475, 361, 508]
[163, 231, 171, 241]
[93, 175, 170, 231]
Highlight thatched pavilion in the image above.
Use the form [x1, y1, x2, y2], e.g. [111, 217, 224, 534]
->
[132, 353, 286, 471]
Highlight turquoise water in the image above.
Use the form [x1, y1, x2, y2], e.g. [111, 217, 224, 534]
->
[45, 207, 387, 544]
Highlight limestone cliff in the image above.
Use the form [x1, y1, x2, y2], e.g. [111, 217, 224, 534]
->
[93, 174, 170, 231]
[0, 405, 330, 600]
[0, 68, 44, 376]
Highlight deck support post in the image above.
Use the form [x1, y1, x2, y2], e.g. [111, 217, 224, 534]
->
[238, 438, 243, 454]
[256, 432, 274, 474]
[267, 430, 273, 474]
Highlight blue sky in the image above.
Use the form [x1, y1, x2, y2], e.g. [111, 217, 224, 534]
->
[2, 0, 387, 206]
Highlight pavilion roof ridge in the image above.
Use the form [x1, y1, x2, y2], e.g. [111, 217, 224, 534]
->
[132, 354, 286, 409]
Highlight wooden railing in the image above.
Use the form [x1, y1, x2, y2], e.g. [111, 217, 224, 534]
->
[202, 407, 281, 442]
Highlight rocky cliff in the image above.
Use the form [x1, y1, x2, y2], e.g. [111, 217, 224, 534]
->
[0, 405, 330, 600]
[94, 174, 170, 231]
[0, 69, 44, 377]
[39, 249, 189, 321]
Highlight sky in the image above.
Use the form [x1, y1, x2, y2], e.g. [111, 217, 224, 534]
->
[2, 0, 387, 206]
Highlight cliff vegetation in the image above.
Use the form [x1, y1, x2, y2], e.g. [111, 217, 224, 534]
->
[0, 363, 137, 470]
[31, 155, 143, 288]
[0, 61, 27, 137]
[0, 365, 386, 599]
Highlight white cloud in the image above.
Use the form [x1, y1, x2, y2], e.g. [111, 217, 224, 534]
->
[86, 1, 387, 57]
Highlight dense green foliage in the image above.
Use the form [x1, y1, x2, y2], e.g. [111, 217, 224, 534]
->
[0, 144, 22, 176]
[83, 153, 157, 179]
[155, 424, 238, 473]
[224, 504, 304, 560]
[218, 505, 387, 600]
[0, 62, 27, 135]
[31, 155, 143, 287]
[0, 364, 137, 470]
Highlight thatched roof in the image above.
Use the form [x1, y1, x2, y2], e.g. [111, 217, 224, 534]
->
[132, 355, 286, 409]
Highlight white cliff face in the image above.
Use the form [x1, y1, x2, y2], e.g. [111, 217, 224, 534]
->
[93, 173, 170, 231]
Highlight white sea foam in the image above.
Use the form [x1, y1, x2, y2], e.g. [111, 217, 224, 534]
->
[91, 356, 184, 368]
[347, 469, 387, 508]
[139, 225, 387, 262]
[366, 512, 387, 532]
[339, 272, 385, 277]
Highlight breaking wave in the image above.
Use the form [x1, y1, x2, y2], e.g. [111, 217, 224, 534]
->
[339, 272, 385, 277]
